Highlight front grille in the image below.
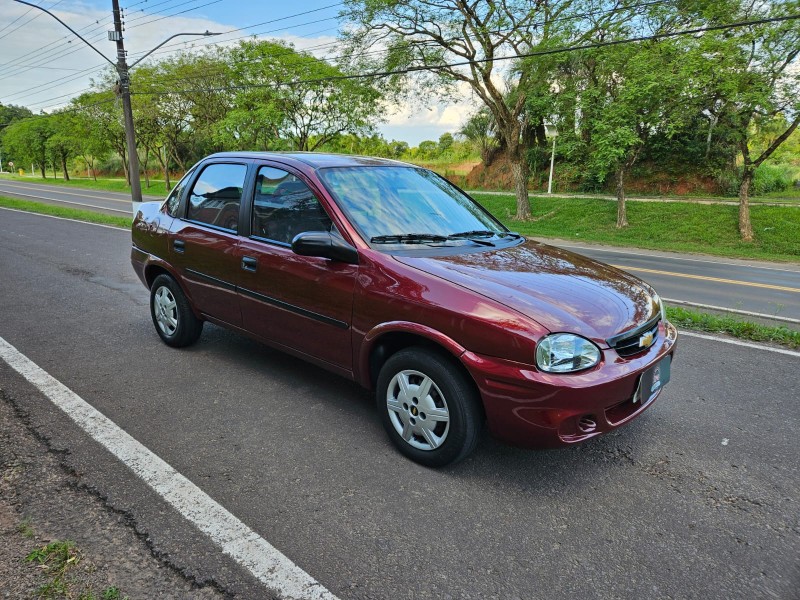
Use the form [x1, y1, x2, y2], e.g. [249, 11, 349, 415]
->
[609, 317, 660, 358]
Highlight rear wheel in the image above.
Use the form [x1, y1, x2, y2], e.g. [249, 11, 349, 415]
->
[150, 274, 203, 347]
[376, 347, 483, 467]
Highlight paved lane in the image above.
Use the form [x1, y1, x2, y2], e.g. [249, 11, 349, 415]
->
[550, 242, 800, 321]
[0, 209, 798, 599]
[2, 179, 798, 321]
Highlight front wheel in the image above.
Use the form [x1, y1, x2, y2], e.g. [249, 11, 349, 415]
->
[150, 274, 203, 347]
[376, 347, 483, 467]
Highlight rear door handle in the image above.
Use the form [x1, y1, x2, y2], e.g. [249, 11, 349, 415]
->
[173, 240, 185, 253]
[241, 256, 257, 272]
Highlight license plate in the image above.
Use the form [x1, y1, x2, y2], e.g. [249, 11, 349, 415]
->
[633, 355, 671, 404]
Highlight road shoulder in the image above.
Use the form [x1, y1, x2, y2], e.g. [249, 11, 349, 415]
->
[0, 387, 225, 599]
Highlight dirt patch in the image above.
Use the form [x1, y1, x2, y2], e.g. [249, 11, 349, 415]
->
[463, 153, 724, 195]
[0, 391, 226, 600]
[464, 154, 516, 190]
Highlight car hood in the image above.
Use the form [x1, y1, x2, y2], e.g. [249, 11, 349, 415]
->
[394, 240, 659, 344]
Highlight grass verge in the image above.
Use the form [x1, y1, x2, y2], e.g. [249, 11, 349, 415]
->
[667, 306, 800, 350]
[473, 193, 800, 262]
[25, 539, 129, 600]
[0, 196, 131, 228]
[0, 173, 166, 196]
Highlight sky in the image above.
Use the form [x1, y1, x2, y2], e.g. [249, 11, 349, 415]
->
[0, 0, 478, 145]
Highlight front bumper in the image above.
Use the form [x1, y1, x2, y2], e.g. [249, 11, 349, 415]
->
[463, 321, 678, 448]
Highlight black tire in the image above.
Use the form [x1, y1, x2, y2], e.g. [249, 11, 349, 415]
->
[150, 274, 203, 348]
[376, 347, 483, 467]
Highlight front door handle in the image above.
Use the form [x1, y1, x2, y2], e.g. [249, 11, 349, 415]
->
[173, 240, 185, 253]
[241, 256, 257, 272]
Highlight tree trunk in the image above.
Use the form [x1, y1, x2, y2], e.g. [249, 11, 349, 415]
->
[119, 145, 129, 186]
[738, 168, 754, 242]
[156, 148, 172, 192]
[616, 166, 628, 228]
[39, 164, 46, 179]
[507, 137, 531, 220]
[142, 153, 150, 189]
[61, 154, 69, 181]
[705, 112, 718, 159]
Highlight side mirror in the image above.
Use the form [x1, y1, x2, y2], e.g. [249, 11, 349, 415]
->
[291, 231, 359, 264]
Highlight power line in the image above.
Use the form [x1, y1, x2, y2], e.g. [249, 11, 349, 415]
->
[0, 0, 66, 41]
[137, 0, 667, 90]
[129, 13, 800, 97]
[127, 0, 223, 28]
[0, 2, 342, 91]
[0, 15, 114, 73]
[1, 9, 345, 106]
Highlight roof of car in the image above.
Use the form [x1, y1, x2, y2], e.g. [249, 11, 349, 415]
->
[205, 151, 410, 169]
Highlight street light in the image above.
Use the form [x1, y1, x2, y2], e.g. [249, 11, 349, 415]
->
[12, 0, 218, 211]
[545, 123, 558, 195]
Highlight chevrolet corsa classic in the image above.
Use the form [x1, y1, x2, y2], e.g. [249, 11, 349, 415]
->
[131, 152, 677, 467]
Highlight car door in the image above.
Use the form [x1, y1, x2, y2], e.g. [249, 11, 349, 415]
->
[237, 164, 357, 372]
[169, 160, 250, 327]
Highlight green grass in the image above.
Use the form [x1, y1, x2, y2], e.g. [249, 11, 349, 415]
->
[473, 193, 800, 263]
[26, 540, 81, 598]
[523, 191, 800, 204]
[17, 517, 35, 539]
[24, 539, 129, 600]
[667, 307, 800, 350]
[0, 196, 131, 228]
[0, 173, 166, 196]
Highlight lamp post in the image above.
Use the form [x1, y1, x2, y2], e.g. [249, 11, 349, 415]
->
[545, 124, 558, 195]
[12, 0, 217, 212]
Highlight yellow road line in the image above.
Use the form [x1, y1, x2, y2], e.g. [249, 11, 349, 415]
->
[611, 265, 800, 294]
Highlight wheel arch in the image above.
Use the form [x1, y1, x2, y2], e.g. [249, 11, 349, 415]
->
[144, 264, 203, 320]
[359, 323, 481, 406]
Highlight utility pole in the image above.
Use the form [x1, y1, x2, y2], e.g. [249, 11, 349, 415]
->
[12, 0, 217, 212]
[547, 126, 558, 195]
[110, 0, 143, 209]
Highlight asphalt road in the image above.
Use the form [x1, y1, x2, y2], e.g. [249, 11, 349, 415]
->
[2, 178, 798, 321]
[0, 209, 798, 599]
[0, 178, 160, 216]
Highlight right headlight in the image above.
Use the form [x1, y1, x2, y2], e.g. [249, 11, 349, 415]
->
[535, 333, 601, 373]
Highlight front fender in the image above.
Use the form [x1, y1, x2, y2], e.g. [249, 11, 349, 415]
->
[356, 321, 467, 389]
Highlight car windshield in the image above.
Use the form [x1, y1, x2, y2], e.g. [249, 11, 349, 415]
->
[317, 166, 507, 244]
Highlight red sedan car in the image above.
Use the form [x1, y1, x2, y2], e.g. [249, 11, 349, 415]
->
[131, 152, 677, 466]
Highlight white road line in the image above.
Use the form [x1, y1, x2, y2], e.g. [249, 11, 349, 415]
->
[0, 336, 340, 600]
[678, 330, 800, 357]
[664, 298, 800, 325]
[0, 206, 128, 230]
[0, 190, 132, 214]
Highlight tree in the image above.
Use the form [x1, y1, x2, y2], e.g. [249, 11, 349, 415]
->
[223, 40, 382, 152]
[1, 117, 52, 178]
[342, 0, 603, 219]
[70, 94, 111, 181]
[460, 109, 499, 165]
[47, 110, 78, 181]
[584, 37, 688, 227]
[692, 0, 800, 241]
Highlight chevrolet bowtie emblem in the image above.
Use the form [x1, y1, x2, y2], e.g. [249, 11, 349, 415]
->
[639, 331, 654, 348]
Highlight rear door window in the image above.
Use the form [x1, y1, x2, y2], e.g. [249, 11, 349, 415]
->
[186, 163, 248, 232]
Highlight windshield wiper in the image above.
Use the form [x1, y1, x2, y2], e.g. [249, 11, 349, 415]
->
[370, 233, 449, 244]
[446, 230, 502, 246]
[447, 229, 498, 238]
